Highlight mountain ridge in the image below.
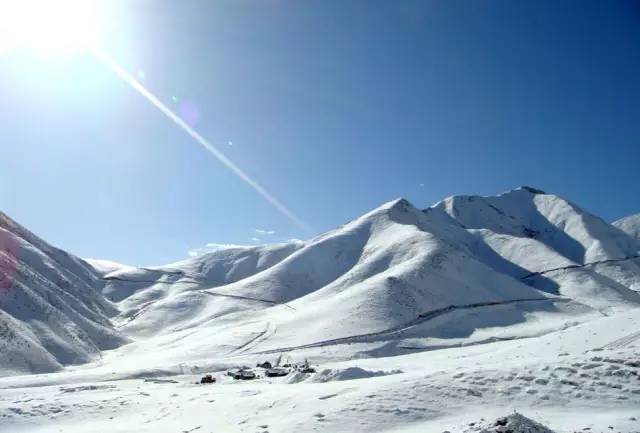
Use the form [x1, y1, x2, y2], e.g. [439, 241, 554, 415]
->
[0, 211, 127, 375]
[614, 213, 640, 241]
[1, 186, 639, 376]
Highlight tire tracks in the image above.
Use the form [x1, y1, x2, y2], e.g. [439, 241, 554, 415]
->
[520, 255, 640, 280]
[230, 321, 276, 355]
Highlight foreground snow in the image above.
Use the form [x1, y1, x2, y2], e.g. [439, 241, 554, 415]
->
[1, 308, 639, 433]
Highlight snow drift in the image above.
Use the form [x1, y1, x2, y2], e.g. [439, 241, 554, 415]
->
[463, 413, 555, 433]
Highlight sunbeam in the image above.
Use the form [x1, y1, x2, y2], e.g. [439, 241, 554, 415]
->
[93, 49, 311, 233]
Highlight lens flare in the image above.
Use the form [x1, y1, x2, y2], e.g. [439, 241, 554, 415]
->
[0, 1, 309, 232]
[94, 50, 311, 233]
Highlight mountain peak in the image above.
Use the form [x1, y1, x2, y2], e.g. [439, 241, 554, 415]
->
[373, 197, 423, 220]
[384, 197, 412, 209]
[613, 213, 640, 241]
[517, 186, 547, 195]
[359, 197, 414, 217]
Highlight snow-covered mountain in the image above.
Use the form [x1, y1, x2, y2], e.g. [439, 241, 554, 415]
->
[0, 211, 126, 375]
[2, 186, 640, 433]
[1, 187, 639, 377]
[614, 213, 640, 241]
[426, 187, 640, 309]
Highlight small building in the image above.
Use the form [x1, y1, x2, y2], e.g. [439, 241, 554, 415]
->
[226, 368, 242, 377]
[227, 367, 256, 380]
[237, 369, 256, 380]
[298, 359, 316, 374]
[266, 367, 290, 377]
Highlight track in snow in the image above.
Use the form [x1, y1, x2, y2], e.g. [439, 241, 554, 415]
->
[230, 321, 277, 355]
[520, 255, 640, 280]
[602, 329, 640, 349]
[246, 297, 567, 355]
[202, 291, 296, 311]
[113, 304, 153, 328]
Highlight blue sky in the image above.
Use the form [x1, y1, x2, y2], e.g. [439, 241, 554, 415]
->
[1, 0, 639, 266]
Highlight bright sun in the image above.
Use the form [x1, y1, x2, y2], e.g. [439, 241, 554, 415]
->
[0, 0, 102, 56]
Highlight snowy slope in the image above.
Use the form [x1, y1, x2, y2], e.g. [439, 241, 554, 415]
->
[205, 199, 554, 351]
[426, 187, 640, 310]
[91, 191, 640, 370]
[614, 213, 640, 241]
[1, 307, 639, 433]
[84, 259, 136, 277]
[99, 242, 304, 337]
[100, 198, 552, 365]
[99, 242, 303, 301]
[2, 186, 640, 378]
[0, 212, 127, 376]
[2, 186, 640, 432]
[429, 186, 639, 266]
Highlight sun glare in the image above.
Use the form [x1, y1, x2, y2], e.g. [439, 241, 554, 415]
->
[0, 0, 310, 231]
[0, 0, 102, 56]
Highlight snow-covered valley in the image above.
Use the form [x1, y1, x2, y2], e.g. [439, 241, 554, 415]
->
[1, 186, 640, 432]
